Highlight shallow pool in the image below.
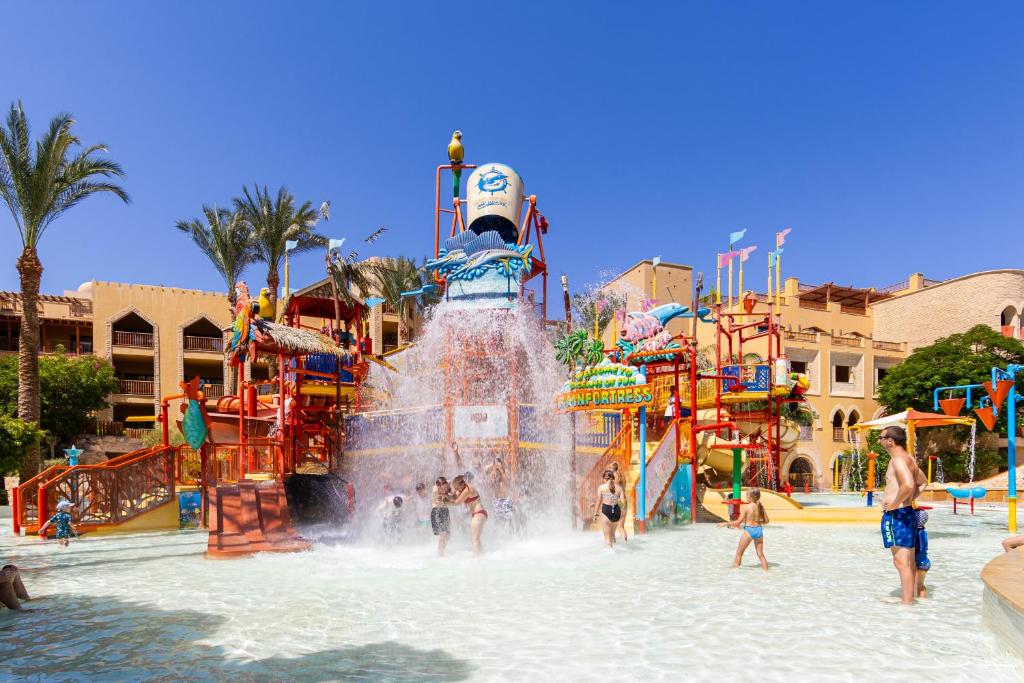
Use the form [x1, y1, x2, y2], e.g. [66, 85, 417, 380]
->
[1, 508, 1021, 682]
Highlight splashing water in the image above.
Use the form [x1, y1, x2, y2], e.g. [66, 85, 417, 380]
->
[342, 300, 572, 542]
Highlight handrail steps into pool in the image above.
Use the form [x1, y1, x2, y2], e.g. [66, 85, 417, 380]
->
[579, 417, 632, 525]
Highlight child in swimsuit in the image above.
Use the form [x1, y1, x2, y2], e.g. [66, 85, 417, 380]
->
[38, 500, 76, 547]
[915, 508, 931, 598]
[380, 496, 403, 544]
[717, 488, 770, 570]
[431, 477, 452, 557]
[451, 475, 487, 555]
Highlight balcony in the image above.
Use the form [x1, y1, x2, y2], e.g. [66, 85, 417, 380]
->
[118, 379, 154, 396]
[832, 335, 862, 348]
[798, 299, 828, 311]
[183, 335, 223, 353]
[785, 330, 818, 343]
[113, 331, 154, 349]
[872, 340, 903, 352]
[203, 383, 225, 399]
[833, 426, 846, 442]
[799, 425, 813, 441]
[382, 302, 398, 316]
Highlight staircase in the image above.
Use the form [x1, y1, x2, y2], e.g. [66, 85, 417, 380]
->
[13, 446, 177, 535]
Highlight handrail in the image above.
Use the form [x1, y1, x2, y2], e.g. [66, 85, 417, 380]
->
[579, 418, 632, 521]
[183, 335, 223, 352]
[112, 330, 154, 348]
[636, 419, 687, 519]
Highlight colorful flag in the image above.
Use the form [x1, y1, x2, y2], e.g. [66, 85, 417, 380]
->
[728, 229, 747, 246]
[740, 245, 758, 262]
[776, 228, 792, 247]
[285, 239, 299, 252]
[718, 251, 740, 268]
[364, 297, 385, 308]
[652, 255, 662, 268]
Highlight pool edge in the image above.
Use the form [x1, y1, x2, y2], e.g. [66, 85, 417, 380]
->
[981, 547, 1024, 660]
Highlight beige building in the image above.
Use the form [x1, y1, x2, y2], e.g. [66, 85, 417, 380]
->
[0, 282, 231, 429]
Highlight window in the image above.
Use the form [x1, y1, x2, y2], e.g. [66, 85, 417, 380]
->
[791, 360, 807, 375]
[835, 365, 851, 383]
[876, 367, 888, 383]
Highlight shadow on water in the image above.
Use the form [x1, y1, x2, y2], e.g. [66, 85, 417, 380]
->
[0, 594, 474, 682]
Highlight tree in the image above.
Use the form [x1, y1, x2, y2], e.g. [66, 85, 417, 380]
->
[570, 288, 627, 338]
[176, 206, 254, 316]
[878, 324, 1024, 426]
[0, 101, 129, 477]
[0, 415, 44, 476]
[372, 256, 432, 346]
[0, 349, 119, 443]
[234, 185, 323, 317]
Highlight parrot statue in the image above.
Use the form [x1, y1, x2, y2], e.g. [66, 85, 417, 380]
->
[447, 130, 464, 198]
[258, 287, 275, 321]
[229, 282, 258, 366]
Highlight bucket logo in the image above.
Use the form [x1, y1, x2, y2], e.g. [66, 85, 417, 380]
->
[477, 167, 509, 194]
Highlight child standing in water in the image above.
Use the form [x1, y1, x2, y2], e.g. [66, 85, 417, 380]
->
[431, 477, 452, 557]
[592, 470, 624, 548]
[609, 462, 628, 542]
[915, 508, 931, 598]
[718, 488, 770, 570]
[38, 500, 76, 547]
[380, 496, 404, 544]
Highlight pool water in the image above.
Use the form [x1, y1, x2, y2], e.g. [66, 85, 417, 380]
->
[1, 508, 1021, 682]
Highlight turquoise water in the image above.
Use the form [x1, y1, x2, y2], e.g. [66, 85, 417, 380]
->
[1, 509, 1021, 682]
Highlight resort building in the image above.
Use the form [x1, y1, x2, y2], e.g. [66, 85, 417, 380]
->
[0, 282, 231, 431]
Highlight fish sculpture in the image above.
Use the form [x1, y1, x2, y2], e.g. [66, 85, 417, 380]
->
[616, 302, 691, 360]
[179, 377, 211, 450]
[447, 244, 533, 281]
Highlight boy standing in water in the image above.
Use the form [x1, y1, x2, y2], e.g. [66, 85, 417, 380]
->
[915, 508, 931, 598]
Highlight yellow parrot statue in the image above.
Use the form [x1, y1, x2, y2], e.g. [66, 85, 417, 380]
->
[447, 130, 464, 198]
[257, 287, 275, 321]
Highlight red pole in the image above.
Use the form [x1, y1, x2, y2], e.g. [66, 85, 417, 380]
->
[12, 486, 20, 535]
[689, 345, 698, 523]
[200, 442, 208, 528]
[161, 400, 170, 447]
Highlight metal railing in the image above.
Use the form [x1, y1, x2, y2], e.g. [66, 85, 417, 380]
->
[203, 383, 225, 398]
[183, 335, 223, 352]
[832, 336, 862, 348]
[877, 279, 909, 294]
[579, 418, 632, 523]
[382, 302, 398, 315]
[118, 379, 154, 396]
[872, 340, 903, 352]
[113, 331, 154, 348]
[832, 426, 845, 442]
[784, 330, 818, 343]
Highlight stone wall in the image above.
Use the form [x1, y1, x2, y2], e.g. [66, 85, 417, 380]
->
[872, 270, 1024, 351]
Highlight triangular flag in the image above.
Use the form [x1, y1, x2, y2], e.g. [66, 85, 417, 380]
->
[729, 229, 747, 246]
[740, 245, 758, 262]
[364, 297, 385, 308]
[285, 239, 299, 252]
[776, 228, 792, 247]
[328, 238, 346, 252]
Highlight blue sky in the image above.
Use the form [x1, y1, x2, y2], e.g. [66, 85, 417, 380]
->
[2, 2, 1021, 308]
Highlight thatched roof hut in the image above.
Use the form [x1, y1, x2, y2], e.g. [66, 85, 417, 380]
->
[254, 320, 351, 358]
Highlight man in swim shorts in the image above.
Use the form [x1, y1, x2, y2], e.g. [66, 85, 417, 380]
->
[879, 426, 925, 604]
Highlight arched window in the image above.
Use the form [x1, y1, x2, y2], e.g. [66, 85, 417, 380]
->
[788, 456, 815, 490]
[832, 410, 845, 442]
[848, 410, 860, 429]
[1001, 306, 1018, 335]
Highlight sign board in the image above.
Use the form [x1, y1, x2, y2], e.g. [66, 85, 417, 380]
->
[556, 384, 654, 412]
[722, 364, 770, 392]
[453, 406, 509, 439]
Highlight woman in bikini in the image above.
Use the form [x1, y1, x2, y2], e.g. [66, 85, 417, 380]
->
[592, 470, 624, 548]
[451, 474, 487, 555]
[717, 487, 770, 570]
[609, 462, 628, 542]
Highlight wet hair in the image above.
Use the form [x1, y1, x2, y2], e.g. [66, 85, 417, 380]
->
[880, 426, 907, 448]
[609, 462, 619, 472]
[393, 496, 403, 507]
[435, 476, 448, 488]
[452, 475, 466, 490]
[415, 482, 426, 492]
[464, 471, 474, 483]
[603, 470, 617, 494]
[748, 488, 769, 525]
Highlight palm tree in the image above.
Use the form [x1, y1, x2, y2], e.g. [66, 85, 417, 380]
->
[175, 206, 254, 317]
[371, 256, 431, 346]
[233, 185, 322, 317]
[0, 102, 128, 477]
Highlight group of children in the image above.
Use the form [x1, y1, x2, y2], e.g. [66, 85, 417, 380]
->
[377, 445, 520, 556]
